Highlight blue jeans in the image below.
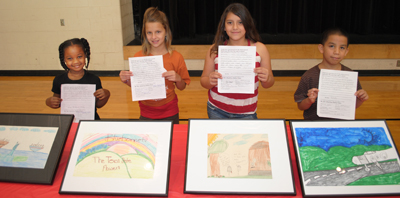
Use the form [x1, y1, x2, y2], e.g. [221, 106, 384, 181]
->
[207, 102, 258, 119]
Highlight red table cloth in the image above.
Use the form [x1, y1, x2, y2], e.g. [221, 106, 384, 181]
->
[0, 123, 395, 198]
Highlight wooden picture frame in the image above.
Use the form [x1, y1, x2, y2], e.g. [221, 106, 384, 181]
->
[184, 119, 296, 195]
[290, 120, 400, 197]
[0, 113, 74, 184]
[60, 120, 173, 196]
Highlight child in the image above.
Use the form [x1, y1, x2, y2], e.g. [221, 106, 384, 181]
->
[46, 38, 110, 120]
[200, 3, 275, 119]
[294, 28, 369, 120]
[119, 7, 191, 124]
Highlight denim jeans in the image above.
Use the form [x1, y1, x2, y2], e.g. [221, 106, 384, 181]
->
[207, 101, 258, 119]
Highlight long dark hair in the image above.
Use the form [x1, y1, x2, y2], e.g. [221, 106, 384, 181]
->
[210, 3, 260, 56]
[58, 38, 91, 70]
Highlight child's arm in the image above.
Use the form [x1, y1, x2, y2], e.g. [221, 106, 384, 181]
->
[162, 71, 186, 90]
[254, 42, 275, 88]
[119, 71, 133, 87]
[94, 88, 110, 108]
[46, 93, 62, 109]
[297, 88, 319, 110]
[355, 89, 368, 108]
[200, 46, 221, 89]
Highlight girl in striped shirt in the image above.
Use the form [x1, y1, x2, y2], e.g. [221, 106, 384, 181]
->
[200, 3, 275, 119]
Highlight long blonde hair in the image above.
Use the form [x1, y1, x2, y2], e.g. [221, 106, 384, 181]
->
[141, 7, 173, 55]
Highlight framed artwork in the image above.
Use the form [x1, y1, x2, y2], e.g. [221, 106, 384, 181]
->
[60, 120, 173, 196]
[184, 119, 295, 195]
[290, 120, 400, 197]
[0, 113, 74, 184]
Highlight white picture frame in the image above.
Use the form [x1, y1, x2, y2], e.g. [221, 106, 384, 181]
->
[184, 119, 295, 195]
[290, 120, 400, 197]
[60, 120, 173, 196]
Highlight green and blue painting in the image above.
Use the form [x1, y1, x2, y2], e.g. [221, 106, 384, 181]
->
[294, 127, 400, 186]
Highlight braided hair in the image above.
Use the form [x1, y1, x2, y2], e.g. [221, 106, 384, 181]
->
[58, 38, 91, 70]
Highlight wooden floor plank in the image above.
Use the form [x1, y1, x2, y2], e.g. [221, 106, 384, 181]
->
[0, 76, 399, 151]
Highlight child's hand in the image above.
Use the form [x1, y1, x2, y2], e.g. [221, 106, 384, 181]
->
[307, 88, 319, 103]
[162, 71, 182, 82]
[119, 71, 133, 84]
[48, 97, 62, 109]
[94, 89, 108, 100]
[355, 89, 369, 102]
[254, 67, 270, 82]
[94, 89, 110, 108]
[209, 71, 222, 86]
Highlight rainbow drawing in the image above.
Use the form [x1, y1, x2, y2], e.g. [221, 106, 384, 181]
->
[73, 133, 158, 179]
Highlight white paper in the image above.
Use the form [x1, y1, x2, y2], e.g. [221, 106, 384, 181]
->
[61, 84, 96, 122]
[217, 46, 256, 94]
[317, 69, 358, 120]
[129, 56, 166, 101]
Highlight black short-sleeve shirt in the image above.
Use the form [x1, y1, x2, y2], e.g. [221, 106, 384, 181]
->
[51, 70, 103, 119]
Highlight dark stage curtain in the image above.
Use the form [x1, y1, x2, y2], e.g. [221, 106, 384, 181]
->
[130, 0, 400, 45]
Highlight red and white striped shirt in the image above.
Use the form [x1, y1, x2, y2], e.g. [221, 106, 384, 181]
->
[208, 40, 261, 114]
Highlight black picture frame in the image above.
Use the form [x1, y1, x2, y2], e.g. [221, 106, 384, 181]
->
[184, 119, 296, 195]
[0, 113, 74, 184]
[59, 120, 173, 196]
[290, 120, 400, 197]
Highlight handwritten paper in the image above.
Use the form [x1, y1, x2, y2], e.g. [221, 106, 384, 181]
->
[317, 69, 358, 120]
[61, 84, 96, 122]
[217, 46, 256, 94]
[129, 56, 166, 101]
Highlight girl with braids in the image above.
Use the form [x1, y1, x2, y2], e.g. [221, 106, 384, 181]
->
[119, 7, 190, 124]
[200, 3, 274, 119]
[45, 38, 110, 120]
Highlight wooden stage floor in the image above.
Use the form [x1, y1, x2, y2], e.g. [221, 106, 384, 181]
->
[0, 76, 399, 151]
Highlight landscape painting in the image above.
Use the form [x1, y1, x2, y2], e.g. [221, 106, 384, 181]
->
[73, 133, 158, 179]
[291, 120, 400, 197]
[0, 125, 58, 169]
[207, 133, 272, 179]
[295, 127, 400, 186]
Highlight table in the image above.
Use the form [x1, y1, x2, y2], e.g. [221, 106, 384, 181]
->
[0, 123, 397, 198]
